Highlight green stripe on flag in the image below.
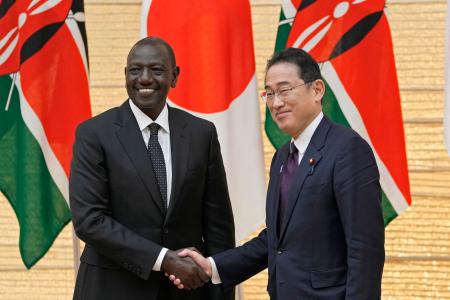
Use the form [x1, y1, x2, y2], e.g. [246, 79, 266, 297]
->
[382, 192, 398, 226]
[0, 75, 71, 269]
[274, 10, 291, 53]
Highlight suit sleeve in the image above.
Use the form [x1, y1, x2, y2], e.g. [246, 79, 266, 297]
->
[210, 149, 281, 289]
[212, 228, 269, 289]
[333, 135, 385, 299]
[202, 123, 236, 299]
[69, 123, 162, 280]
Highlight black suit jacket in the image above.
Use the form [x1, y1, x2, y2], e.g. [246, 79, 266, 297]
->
[70, 101, 235, 300]
[213, 116, 385, 300]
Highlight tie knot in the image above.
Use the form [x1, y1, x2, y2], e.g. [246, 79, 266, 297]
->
[149, 123, 160, 136]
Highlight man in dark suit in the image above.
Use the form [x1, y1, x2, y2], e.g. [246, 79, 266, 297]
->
[69, 37, 235, 300]
[174, 48, 385, 299]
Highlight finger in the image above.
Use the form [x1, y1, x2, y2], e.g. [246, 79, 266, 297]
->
[184, 251, 211, 276]
[165, 272, 169, 277]
[169, 275, 176, 282]
[193, 270, 208, 289]
[177, 249, 189, 257]
[195, 266, 210, 283]
[177, 284, 184, 290]
[173, 278, 181, 286]
[183, 249, 203, 261]
[186, 246, 201, 254]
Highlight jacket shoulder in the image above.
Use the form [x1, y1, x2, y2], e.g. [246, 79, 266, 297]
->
[76, 106, 121, 132]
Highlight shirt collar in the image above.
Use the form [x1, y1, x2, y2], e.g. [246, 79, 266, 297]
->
[292, 112, 323, 154]
[129, 99, 170, 134]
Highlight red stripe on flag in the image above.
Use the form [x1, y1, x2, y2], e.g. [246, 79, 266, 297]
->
[20, 24, 91, 176]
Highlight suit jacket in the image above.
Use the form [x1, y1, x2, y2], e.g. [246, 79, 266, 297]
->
[213, 116, 385, 300]
[69, 101, 235, 300]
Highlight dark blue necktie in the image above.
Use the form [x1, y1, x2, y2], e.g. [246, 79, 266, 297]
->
[148, 123, 167, 213]
[278, 143, 299, 234]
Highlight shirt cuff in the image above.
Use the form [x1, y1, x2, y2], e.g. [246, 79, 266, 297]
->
[153, 247, 168, 271]
[208, 257, 222, 284]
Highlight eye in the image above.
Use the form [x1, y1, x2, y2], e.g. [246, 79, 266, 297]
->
[128, 67, 140, 75]
[265, 91, 275, 98]
[279, 88, 291, 96]
[152, 68, 164, 75]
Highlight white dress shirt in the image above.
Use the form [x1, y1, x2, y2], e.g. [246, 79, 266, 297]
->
[209, 111, 324, 284]
[292, 111, 323, 165]
[129, 99, 171, 271]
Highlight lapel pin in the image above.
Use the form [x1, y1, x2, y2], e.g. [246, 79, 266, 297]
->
[308, 158, 316, 175]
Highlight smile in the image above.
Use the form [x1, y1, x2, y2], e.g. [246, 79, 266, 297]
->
[137, 88, 155, 95]
[275, 111, 290, 119]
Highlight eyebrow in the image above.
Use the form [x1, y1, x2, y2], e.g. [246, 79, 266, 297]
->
[264, 81, 291, 89]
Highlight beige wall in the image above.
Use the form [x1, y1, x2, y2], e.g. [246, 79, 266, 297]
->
[1, 0, 450, 299]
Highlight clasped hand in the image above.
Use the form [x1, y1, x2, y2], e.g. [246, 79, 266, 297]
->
[161, 248, 212, 290]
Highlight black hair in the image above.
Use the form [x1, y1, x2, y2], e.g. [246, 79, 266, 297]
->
[129, 36, 177, 68]
[266, 48, 321, 83]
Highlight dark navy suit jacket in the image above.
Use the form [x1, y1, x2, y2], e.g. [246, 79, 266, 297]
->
[213, 116, 385, 300]
[70, 102, 235, 300]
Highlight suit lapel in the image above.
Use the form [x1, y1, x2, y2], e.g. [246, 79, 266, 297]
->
[165, 107, 190, 222]
[115, 101, 165, 215]
[278, 116, 332, 243]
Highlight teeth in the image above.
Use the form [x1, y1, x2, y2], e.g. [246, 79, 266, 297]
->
[138, 88, 154, 93]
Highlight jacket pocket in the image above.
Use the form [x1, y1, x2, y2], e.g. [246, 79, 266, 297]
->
[310, 266, 347, 288]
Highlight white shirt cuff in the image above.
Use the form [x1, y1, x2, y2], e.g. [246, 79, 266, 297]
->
[153, 247, 168, 271]
[208, 257, 222, 284]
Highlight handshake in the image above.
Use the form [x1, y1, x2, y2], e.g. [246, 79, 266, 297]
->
[161, 248, 213, 290]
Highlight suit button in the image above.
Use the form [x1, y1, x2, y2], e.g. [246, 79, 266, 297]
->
[164, 228, 169, 234]
[277, 248, 283, 254]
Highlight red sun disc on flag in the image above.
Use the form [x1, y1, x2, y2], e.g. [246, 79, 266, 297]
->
[146, 0, 255, 113]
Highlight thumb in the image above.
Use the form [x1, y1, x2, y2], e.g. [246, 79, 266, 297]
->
[177, 249, 190, 257]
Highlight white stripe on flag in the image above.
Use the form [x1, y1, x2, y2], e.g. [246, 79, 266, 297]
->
[281, 0, 297, 20]
[140, 0, 152, 38]
[322, 61, 409, 214]
[66, 13, 89, 78]
[15, 72, 70, 204]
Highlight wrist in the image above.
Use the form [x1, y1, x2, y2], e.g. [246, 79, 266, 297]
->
[161, 250, 175, 272]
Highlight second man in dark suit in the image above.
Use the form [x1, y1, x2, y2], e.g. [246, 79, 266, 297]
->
[175, 48, 385, 300]
[69, 37, 235, 300]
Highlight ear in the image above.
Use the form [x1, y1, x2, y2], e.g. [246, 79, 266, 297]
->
[171, 66, 180, 88]
[312, 79, 325, 103]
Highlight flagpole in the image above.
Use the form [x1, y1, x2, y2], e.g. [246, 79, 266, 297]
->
[72, 225, 80, 278]
[5, 72, 17, 111]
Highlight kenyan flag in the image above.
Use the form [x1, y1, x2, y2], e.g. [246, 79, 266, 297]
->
[266, 0, 411, 225]
[0, 0, 91, 268]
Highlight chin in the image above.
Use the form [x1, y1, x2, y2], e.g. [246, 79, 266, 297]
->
[276, 121, 289, 133]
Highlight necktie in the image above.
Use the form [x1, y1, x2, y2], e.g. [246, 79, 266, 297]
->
[278, 143, 299, 235]
[148, 123, 167, 213]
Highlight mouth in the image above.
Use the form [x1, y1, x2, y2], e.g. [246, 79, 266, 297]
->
[275, 110, 290, 120]
[136, 88, 155, 96]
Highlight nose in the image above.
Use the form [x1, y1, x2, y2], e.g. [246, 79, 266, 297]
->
[272, 94, 284, 108]
[139, 68, 153, 85]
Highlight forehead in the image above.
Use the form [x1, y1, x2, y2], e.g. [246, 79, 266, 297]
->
[265, 62, 302, 88]
[127, 43, 172, 66]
